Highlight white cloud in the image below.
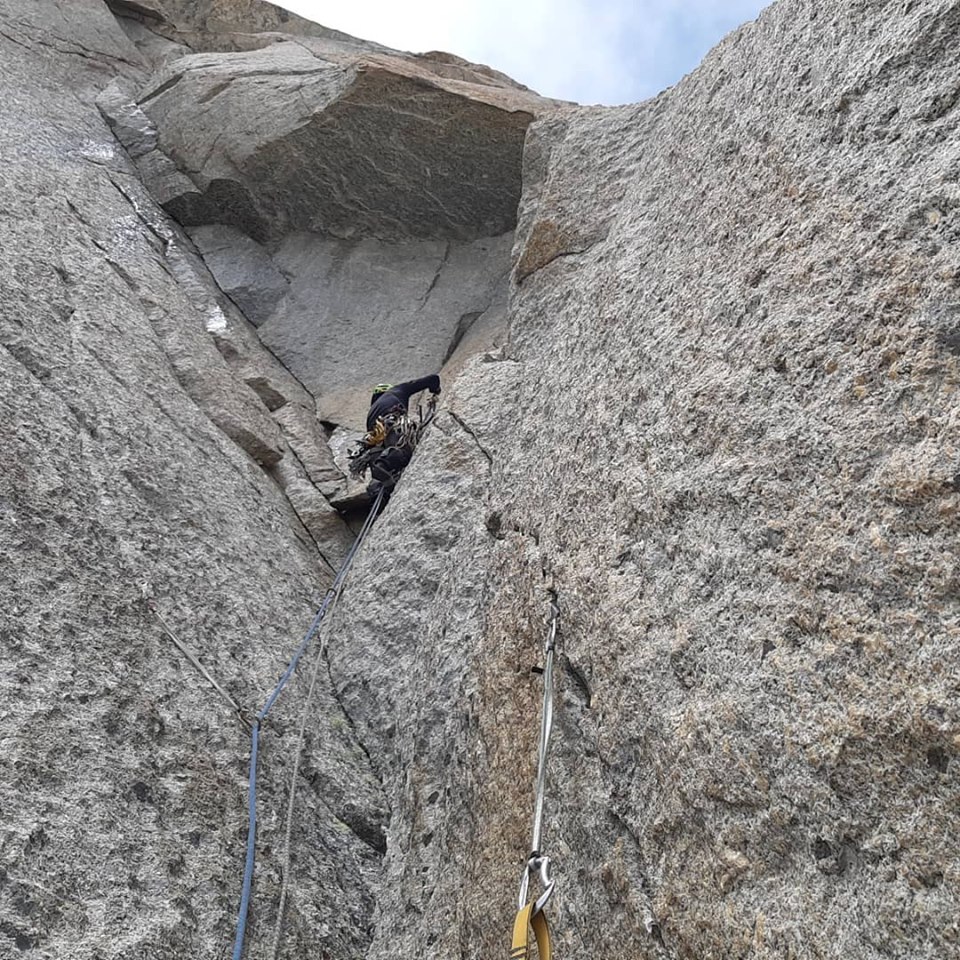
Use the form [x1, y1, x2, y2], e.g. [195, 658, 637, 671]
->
[280, 0, 768, 104]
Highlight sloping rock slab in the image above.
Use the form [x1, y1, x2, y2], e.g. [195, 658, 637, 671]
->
[188, 223, 289, 326]
[270, 442, 354, 567]
[272, 402, 345, 497]
[0, 6, 384, 957]
[137, 41, 558, 241]
[261, 231, 513, 428]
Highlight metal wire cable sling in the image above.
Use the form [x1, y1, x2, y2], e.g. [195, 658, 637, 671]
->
[231, 487, 385, 960]
[512, 595, 560, 960]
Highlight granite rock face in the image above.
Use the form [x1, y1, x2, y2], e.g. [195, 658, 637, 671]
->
[327, 1, 960, 959]
[0, 3, 368, 958]
[103, 10, 543, 427]
[107, 0, 354, 54]
[135, 41, 554, 243]
[188, 224, 290, 327]
[261, 231, 514, 427]
[4, 1, 960, 960]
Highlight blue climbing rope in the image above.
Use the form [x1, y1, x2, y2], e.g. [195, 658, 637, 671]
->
[234, 721, 259, 960]
[231, 488, 385, 960]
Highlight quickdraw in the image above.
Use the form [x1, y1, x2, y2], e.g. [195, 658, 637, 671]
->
[512, 596, 560, 958]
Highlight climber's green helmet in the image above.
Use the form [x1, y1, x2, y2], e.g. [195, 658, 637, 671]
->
[372, 383, 394, 396]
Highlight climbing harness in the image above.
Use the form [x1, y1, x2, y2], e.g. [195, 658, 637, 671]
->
[512, 596, 560, 959]
[348, 395, 438, 480]
[231, 487, 385, 960]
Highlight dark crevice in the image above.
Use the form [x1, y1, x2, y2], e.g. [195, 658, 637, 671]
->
[106, 0, 166, 24]
[65, 199, 92, 227]
[420, 241, 450, 306]
[442, 310, 482, 364]
[562, 655, 592, 709]
[198, 79, 233, 104]
[302, 770, 387, 856]
[321, 648, 393, 825]
[0, 22, 143, 69]
[104, 257, 140, 291]
[138, 72, 184, 106]
[107, 174, 174, 249]
[337, 806, 386, 855]
[0, 28, 33, 56]
[162, 178, 270, 243]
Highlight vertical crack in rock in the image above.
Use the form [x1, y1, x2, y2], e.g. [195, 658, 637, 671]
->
[272, 441, 339, 574]
[419, 240, 450, 307]
[603, 809, 671, 955]
[321, 646, 393, 822]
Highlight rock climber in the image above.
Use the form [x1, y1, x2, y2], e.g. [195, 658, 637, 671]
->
[349, 374, 441, 497]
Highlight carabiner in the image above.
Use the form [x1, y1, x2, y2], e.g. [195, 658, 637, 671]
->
[517, 854, 556, 916]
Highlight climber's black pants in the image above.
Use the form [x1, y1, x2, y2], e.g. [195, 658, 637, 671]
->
[371, 444, 412, 484]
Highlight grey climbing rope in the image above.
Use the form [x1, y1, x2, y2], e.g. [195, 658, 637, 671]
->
[269, 643, 327, 960]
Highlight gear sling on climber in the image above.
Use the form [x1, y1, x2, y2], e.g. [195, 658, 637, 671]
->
[349, 374, 441, 498]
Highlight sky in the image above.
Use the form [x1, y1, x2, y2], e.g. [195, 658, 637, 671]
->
[280, 1, 770, 105]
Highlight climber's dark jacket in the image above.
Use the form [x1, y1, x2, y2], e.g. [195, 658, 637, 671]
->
[366, 375, 440, 431]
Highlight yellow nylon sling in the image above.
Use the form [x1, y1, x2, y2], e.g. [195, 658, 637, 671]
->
[511, 900, 552, 960]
